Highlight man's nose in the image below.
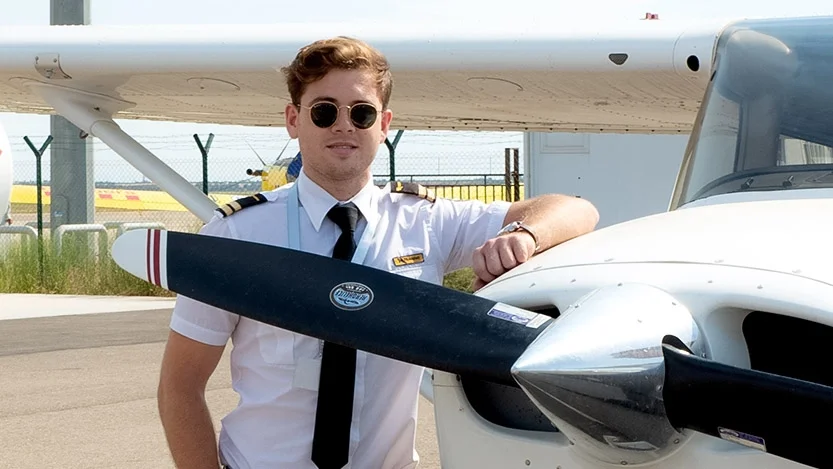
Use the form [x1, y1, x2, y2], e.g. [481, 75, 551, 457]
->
[330, 107, 355, 132]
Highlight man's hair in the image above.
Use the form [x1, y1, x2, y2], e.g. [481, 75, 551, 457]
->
[281, 36, 393, 109]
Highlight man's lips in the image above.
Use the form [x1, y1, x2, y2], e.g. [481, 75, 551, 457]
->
[326, 142, 358, 149]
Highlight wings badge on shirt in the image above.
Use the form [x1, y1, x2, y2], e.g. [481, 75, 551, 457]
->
[391, 253, 425, 267]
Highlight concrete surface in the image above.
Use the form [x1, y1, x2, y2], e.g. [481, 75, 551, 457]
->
[0, 295, 441, 468]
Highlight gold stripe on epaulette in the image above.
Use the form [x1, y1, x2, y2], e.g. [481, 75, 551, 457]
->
[418, 185, 436, 203]
[215, 193, 267, 218]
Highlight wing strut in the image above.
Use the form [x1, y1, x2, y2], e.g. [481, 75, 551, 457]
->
[28, 82, 218, 223]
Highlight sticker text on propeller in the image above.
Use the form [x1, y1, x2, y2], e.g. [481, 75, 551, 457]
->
[487, 303, 549, 328]
[718, 427, 767, 452]
[329, 282, 375, 311]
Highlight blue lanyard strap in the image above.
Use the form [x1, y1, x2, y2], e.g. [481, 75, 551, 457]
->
[287, 182, 376, 265]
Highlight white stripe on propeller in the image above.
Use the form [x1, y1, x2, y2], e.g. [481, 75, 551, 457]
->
[112, 229, 168, 290]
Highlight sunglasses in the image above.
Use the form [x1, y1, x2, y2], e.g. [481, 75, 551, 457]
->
[298, 101, 379, 130]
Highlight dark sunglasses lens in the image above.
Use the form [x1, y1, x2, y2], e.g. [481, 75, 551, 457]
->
[350, 104, 378, 129]
[309, 103, 338, 128]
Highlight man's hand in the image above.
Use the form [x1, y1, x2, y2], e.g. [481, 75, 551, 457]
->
[469, 194, 599, 291]
[472, 231, 536, 290]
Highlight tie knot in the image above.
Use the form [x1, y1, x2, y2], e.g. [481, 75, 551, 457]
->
[327, 203, 359, 233]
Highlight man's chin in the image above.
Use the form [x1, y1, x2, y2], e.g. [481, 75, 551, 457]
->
[319, 166, 372, 183]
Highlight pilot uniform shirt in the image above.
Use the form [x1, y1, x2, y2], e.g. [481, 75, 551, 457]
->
[169, 169, 511, 469]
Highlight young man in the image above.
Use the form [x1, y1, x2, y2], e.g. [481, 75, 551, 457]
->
[157, 36, 599, 469]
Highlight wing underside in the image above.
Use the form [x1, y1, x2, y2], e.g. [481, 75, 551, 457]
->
[0, 21, 724, 132]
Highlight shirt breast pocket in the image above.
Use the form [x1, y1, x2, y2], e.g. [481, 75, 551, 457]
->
[254, 323, 296, 366]
[389, 258, 441, 284]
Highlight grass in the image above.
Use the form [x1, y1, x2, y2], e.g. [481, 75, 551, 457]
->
[0, 235, 479, 296]
[0, 235, 174, 296]
[442, 268, 476, 293]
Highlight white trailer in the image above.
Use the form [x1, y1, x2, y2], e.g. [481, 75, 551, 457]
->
[524, 132, 690, 227]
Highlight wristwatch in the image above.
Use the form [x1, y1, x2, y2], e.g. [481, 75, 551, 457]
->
[497, 221, 540, 253]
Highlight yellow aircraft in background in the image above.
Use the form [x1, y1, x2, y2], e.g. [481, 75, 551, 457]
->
[8, 143, 302, 213]
[245, 139, 302, 191]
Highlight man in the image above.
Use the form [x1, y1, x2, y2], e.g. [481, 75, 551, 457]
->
[157, 36, 599, 469]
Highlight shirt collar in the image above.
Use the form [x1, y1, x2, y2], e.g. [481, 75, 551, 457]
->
[296, 168, 379, 231]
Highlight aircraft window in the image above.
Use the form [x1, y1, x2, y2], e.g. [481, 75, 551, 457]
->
[682, 132, 833, 202]
[675, 91, 740, 202]
[671, 17, 833, 207]
[778, 137, 833, 166]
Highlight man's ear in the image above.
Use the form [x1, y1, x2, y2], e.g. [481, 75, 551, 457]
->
[379, 109, 393, 143]
[285, 103, 300, 139]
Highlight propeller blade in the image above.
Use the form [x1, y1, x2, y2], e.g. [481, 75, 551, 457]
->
[111, 229, 555, 386]
[662, 339, 833, 469]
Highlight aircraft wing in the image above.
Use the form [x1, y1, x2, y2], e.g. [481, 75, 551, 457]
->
[0, 19, 726, 133]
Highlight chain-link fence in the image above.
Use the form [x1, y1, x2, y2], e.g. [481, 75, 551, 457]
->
[1, 130, 525, 293]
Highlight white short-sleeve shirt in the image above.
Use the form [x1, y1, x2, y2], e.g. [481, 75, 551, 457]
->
[170, 169, 511, 469]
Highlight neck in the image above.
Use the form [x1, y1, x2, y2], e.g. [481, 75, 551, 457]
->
[304, 167, 371, 202]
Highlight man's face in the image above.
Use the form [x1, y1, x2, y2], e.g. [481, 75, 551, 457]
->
[285, 69, 392, 186]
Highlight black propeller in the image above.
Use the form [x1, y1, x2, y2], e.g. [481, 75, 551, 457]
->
[112, 229, 554, 387]
[662, 338, 833, 469]
[112, 229, 833, 469]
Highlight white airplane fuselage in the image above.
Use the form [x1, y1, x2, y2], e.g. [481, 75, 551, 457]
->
[433, 189, 833, 468]
[484, 189, 833, 346]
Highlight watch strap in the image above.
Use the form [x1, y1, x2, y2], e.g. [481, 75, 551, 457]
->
[498, 221, 541, 253]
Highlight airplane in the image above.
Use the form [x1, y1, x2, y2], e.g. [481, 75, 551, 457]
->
[2, 13, 833, 469]
[248, 150, 303, 191]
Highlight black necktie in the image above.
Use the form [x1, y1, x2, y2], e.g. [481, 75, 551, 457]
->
[311, 203, 360, 469]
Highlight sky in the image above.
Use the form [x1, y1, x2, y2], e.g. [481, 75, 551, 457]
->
[2, 0, 832, 184]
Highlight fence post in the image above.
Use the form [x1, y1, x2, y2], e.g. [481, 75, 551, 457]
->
[504, 148, 512, 202]
[194, 133, 214, 195]
[512, 148, 520, 201]
[23, 135, 53, 285]
[384, 129, 404, 181]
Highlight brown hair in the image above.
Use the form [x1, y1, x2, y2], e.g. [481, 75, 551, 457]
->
[281, 36, 393, 109]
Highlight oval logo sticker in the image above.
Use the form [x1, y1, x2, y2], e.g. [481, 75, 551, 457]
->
[330, 282, 374, 311]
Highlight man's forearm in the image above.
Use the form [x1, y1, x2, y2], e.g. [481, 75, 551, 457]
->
[159, 388, 221, 468]
[503, 194, 599, 252]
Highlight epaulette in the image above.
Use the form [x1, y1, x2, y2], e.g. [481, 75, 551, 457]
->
[215, 193, 268, 218]
[389, 181, 436, 203]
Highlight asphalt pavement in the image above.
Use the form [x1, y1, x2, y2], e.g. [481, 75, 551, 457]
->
[0, 295, 441, 468]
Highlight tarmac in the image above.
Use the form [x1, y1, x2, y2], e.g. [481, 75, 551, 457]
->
[0, 294, 441, 468]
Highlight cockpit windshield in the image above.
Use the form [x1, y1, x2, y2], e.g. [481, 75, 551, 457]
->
[671, 17, 833, 208]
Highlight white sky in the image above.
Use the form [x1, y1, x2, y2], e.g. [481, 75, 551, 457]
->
[2, 0, 831, 183]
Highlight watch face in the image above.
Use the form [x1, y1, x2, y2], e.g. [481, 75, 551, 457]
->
[499, 222, 518, 235]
